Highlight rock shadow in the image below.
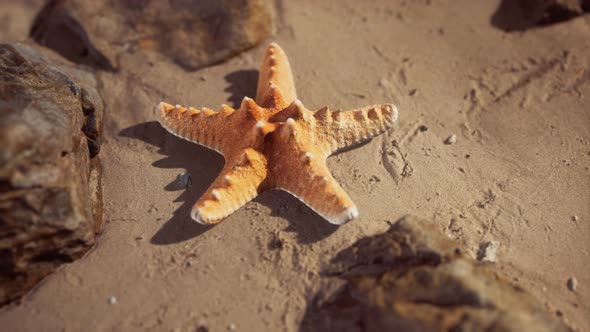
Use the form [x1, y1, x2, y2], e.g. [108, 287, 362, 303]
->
[119, 121, 222, 245]
[31, 1, 115, 71]
[491, 0, 590, 31]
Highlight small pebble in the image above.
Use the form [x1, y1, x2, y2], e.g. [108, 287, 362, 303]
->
[196, 325, 209, 332]
[186, 260, 193, 267]
[445, 134, 457, 145]
[177, 172, 191, 188]
[228, 323, 237, 331]
[477, 241, 500, 262]
[567, 277, 578, 292]
[107, 296, 117, 305]
[419, 125, 428, 132]
[572, 215, 579, 222]
[135, 235, 144, 240]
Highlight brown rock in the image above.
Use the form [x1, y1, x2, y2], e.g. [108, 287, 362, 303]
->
[302, 216, 571, 332]
[0, 42, 103, 305]
[30, 0, 276, 71]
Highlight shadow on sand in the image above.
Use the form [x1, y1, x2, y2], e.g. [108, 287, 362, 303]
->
[491, 0, 588, 31]
[223, 69, 259, 108]
[118, 69, 338, 245]
[119, 121, 220, 244]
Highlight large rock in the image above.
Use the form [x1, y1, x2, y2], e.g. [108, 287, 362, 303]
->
[0, 42, 103, 305]
[30, 0, 276, 71]
[301, 216, 571, 332]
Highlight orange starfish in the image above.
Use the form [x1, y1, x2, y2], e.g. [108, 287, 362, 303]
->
[157, 42, 398, 225]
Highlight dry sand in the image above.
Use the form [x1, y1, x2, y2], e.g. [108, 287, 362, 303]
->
[1, 0, 589, 331]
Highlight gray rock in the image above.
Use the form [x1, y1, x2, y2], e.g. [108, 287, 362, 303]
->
[301, 216, 571, 332]
[30, 0, 276, 71]
[0, 42, 103, 305]
[567, 277, 577, 292]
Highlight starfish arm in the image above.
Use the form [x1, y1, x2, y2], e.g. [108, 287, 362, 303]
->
[275, 160, 358, 225]
[268, 125, 358, 225]
[256, 42, 297, 109]
[157, 100, 268, 155]
[191, 148, 268, 225]
[314, 103, 398, 155]
[157, 102, 235, 153]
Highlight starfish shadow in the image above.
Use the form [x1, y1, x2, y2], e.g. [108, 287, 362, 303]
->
[118, 120, 337, 245]
[224, 69, 259, 108]
[255, 190, 339, 245]
[119, 121, 223, 245]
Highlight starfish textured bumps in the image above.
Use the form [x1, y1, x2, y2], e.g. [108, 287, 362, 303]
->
[157, 42, 398, 225]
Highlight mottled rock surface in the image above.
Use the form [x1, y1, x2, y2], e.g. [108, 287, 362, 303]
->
[0, 42, 103, 305]
[301, 216, 571, 332]
[31, 0, 276, 70]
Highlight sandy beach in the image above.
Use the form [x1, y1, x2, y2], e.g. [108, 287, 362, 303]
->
[0, 0, 588, 331]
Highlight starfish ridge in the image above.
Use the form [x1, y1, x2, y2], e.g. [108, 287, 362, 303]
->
[157, 42, 398, 225]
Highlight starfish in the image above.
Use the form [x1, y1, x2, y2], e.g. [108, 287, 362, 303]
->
[156, 42, 398, 225]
